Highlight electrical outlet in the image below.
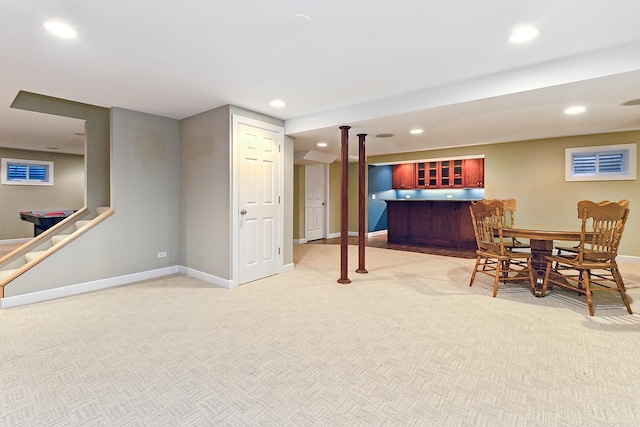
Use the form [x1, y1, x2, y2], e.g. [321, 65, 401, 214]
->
[447, 194, 453, 199]
[371, 194, 376, 199]
[405, 194, 411, 199]
[158, 252, 167, 258]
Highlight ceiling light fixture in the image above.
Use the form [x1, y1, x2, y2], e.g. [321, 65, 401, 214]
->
[375, 133, 394, 138]
[509, 25, 538, 43]
[290, 14, 311, 28]
[410, 129, 424, 135]
[270, 99, 285, 108]
[317, 142, 327, 147]
[43, 21, 77, 38]
[564, 106, 586, 115]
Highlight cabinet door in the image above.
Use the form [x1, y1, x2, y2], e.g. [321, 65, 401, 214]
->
[440, 161, 451, 187]
[463, 158, 484, 188]
[392, 163, 415, 189]
[415, 162, 426, 187]
[452, 159, 464, 187]
[427, 161, 439, 187]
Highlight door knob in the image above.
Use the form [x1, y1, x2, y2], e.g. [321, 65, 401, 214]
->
[240, 209, 247, 215]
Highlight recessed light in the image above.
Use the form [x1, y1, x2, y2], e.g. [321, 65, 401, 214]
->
[564, 106, 586, 115]
[290, 14, 311, 28]
[317, 142, 327, 147]
[270, 99, 285, 108]
[375, 133, 394, 138]
[410, 129, 424, 135]
[509, 25, 538, 43]
[43, 21, 77, 38]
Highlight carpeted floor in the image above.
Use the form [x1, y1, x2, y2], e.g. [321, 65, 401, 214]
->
[1, 243, 640, 426]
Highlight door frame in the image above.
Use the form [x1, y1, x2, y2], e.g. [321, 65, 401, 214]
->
[231, 114, 285, 287]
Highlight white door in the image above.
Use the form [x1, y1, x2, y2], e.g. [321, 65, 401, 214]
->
[305, 164, 326, 241]
[237, 119, 282, 284]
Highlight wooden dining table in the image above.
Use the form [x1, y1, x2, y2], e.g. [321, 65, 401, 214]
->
[501, 228, 585, 297]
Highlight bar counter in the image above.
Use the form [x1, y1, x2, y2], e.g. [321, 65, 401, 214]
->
[383, 199, 480, 249]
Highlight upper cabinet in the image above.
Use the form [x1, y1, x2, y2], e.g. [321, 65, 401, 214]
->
[396, 158, 484, 189]
[441, 159, 464, 188]
[392, 163, 416, 189]
[463, 158, 484, 188]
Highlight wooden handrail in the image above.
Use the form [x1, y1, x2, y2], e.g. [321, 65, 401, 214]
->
[0, 207, 89, 265]
[0, 207, 114, 299]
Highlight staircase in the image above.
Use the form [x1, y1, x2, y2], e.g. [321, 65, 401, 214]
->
[0, 207, 114, 299]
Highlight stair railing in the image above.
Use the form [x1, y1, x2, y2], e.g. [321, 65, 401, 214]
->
[0, 207, 114, 299]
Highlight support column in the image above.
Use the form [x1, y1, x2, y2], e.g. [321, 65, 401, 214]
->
[356, 133, 368, 274]
[337, 126, 351, 284]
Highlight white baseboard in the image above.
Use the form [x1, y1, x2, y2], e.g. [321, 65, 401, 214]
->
[0, 266, 180, 309]
[293, 238, 307, 244]
[618, 255, 640, 264]
[282, 262, 294, 273]
[1, 261, 299, 308]
[179, 266, 234, 289]
[326, 231, 386, 239]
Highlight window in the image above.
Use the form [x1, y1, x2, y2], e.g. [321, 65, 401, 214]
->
[1, 158, 54, 186]
[565, 143, 636, 182]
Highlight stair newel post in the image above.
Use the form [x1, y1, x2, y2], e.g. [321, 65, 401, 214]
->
[337, 126, 351, 284]
[356, 133, 368, 274]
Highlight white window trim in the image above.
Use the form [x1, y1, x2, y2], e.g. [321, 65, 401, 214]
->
[1, 158, 55, 186]
[565, 143, 636, 182]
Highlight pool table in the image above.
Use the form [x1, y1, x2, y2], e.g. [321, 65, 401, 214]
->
[20, 210, 77, 236]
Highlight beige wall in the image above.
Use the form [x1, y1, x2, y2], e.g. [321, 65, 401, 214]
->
[181, 105, 232, 277]
[293, 165, 305, 240]
[282, 136, 294, 265]
[0, 148, 84, 240]
[367, 130, 640, 257]
[11, 91, 111, 211]
[6, 108, 182, 297]
[180, 105, 291, 279]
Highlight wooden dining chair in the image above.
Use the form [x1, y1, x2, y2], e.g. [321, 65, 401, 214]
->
[479, 198, 529, 250]
[468, 200, 535, 297]
[542, 200, 632, 316]
[555, 199, 629, 257]
[501, 198, 530, 250]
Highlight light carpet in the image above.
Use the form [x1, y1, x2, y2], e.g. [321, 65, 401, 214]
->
[1, 244, 640, 426]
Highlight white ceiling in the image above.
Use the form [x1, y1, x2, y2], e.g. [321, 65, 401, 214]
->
[1, 1, 640, 159]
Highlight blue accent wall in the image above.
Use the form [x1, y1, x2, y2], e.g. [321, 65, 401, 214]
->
[367, 165, 485, 233]
[368, 165, 394, 232]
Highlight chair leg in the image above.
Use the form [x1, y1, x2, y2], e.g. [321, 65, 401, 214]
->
[612, 268, 633, 314]
[492, 259, 501, 298]
[469, 256, 481, 287]
[612, 267, 628, 292]
[527, 259, 535, 295]
[583, 271, 594, 316]
[541, 262, 552, 297]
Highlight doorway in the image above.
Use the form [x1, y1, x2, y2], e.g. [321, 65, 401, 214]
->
[304, 163, 327, 242]
[233, 115, 284, 285]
